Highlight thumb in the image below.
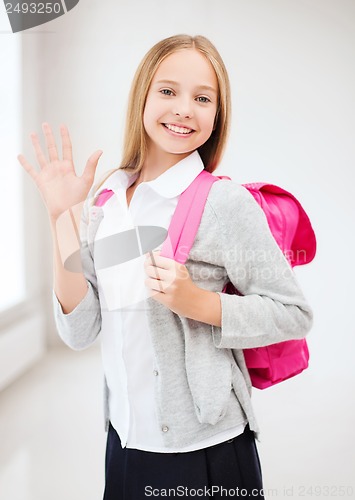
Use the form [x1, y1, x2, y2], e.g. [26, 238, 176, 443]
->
[82, 150, 103, 184]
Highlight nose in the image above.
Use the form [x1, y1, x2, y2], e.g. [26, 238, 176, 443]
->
[173, 96, 193, 119]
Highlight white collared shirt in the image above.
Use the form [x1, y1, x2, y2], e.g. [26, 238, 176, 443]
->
[93, 150, 246, 452]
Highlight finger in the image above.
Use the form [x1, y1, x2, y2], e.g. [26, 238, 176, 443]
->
[17, 154, 39, 183]
[146, 253, 163, 281]
[145, 277, 164, 293]
[82, 150, 103, 184]
[30, 132, 47, 169]
[60, 124, 73, 163]
[42, 122, 59, 162]
[148, 251, 158, 273]
[145, 263, 169, 280]
[149, 252, 169, 269]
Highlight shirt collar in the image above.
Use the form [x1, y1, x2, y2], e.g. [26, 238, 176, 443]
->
[96, 150, 205, 199]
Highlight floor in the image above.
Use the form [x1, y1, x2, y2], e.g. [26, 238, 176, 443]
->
[0, 346, 354, 500]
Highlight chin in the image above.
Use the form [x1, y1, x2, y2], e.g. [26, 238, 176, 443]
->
[170, 149, 196, 156]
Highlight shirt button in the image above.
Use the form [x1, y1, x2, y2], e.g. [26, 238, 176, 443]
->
[162, 425, 169, 433]
[153, 370, 159, 376]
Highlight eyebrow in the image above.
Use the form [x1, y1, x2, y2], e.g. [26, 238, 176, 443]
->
[154, 79, 218, 95]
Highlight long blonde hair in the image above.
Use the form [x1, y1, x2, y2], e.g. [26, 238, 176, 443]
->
[94, 34, 231, 194]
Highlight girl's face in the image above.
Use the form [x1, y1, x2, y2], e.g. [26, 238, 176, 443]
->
[143, 49, 218, 166]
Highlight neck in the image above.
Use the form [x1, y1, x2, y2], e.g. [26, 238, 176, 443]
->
[136, 143, 194, 184]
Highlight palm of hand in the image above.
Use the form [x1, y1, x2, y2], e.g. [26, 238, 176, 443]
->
[17, 122, 103, 220]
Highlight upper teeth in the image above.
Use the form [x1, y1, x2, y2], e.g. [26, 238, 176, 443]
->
[165, 124, 193, 134]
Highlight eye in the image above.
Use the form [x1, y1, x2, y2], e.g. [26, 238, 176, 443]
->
[196, 96, 211, 103]
[160, 89, 174, 96]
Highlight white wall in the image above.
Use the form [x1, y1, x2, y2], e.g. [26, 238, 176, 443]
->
[39, 0, 355, 371]
[18, 0, 355, 495]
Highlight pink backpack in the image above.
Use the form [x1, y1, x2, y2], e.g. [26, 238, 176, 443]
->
[95, 170, 316, 389]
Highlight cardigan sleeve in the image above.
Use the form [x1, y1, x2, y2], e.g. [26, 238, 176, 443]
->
[210, 181, 314, 350]
[52, 188, 102, 350]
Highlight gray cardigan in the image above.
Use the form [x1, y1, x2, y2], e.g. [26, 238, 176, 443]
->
[52, 178, 313, 447]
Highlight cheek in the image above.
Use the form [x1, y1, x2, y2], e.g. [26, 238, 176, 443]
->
[142, 101, 152, 129]
[143, 104, 160, 137]
[199, 111, 217, 136]
[144, 96, 166, 124]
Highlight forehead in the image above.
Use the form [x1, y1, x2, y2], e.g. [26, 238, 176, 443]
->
[151, 49, 218, 89]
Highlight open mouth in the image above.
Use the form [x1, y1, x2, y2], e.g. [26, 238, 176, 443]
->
[163, 123, 195, 136]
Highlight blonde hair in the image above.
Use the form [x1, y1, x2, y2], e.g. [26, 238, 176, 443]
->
[94, 34, 231, 194]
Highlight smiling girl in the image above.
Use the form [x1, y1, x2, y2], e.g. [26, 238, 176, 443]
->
[18, 34, 312, 499]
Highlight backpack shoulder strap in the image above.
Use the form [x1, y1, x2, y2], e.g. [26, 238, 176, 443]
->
[160, 170, 221, 263]
[94, 188, 114, 207]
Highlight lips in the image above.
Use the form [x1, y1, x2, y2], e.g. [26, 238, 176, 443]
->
[163, 123, 195, 135]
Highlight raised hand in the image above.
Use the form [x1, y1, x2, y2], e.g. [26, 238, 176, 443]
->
[18, 122, 103, 221]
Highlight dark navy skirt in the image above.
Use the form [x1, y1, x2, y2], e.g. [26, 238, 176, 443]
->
[103, 422, 265, 499]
